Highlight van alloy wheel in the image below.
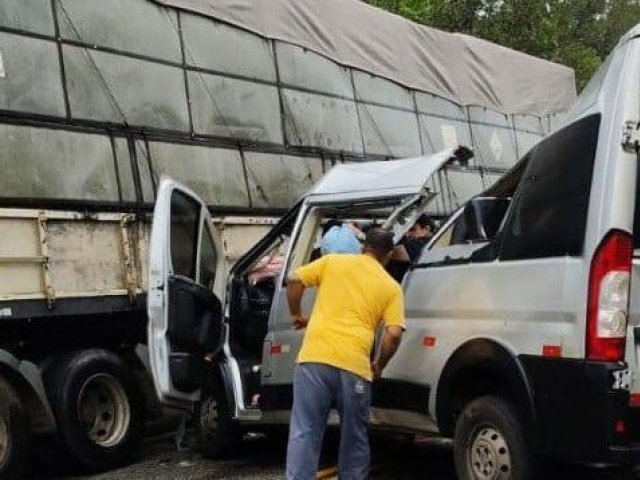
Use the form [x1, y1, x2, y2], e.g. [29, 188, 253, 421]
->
[468, 426, 511, 479]
[77, 373, 131, 448]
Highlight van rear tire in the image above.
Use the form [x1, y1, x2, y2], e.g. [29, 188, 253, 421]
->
[195, 379, 242, 459]
[0, 377, 28, 479]
[453, 395, 531, 480]
[43, 349, 144, 472]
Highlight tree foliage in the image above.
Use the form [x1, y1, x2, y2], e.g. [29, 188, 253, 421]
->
[367, 0, 640, 90]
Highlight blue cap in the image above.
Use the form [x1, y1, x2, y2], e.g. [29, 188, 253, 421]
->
[320, 225, 361, 256]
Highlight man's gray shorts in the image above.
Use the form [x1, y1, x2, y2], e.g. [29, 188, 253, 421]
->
[286, 362, 371, 480]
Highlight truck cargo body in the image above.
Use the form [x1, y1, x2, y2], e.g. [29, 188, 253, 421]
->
[0, 209, 149, 349]
[0, 208, 277, 349]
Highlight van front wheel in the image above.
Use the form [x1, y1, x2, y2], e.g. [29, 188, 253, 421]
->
[195, 380, 242, 459]
[453, 396, 530, 480]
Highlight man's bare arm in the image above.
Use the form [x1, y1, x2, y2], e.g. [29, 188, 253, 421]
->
[390, 245, 411, 263]
[286, 277, 309, 329]
[372, 326, 404, 379]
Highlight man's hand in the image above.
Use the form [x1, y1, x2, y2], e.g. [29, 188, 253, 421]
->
[287, 277, 307, 329]
[292, 314, 309, 330]
[371, 360, 382, 381]
[372, 326, 404, 381]
[390, 245, 410, 263]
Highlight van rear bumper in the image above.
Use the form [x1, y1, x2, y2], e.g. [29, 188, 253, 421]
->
[609, 443, 640, 463]
[518, 355, 638, 465]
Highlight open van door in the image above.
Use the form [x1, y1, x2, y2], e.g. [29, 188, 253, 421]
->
[147, 179, 227, 409]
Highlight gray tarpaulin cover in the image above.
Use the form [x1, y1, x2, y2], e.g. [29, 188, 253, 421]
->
[153, 0, 576, 115]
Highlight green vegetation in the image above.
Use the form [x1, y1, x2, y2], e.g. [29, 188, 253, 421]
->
[367, 0, 640, 90]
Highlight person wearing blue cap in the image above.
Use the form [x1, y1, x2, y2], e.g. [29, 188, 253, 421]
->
[320, 224, 362, 256]
[285, 228, 405, 480]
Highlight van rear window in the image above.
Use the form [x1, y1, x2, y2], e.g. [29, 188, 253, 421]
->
[500, 114, 600, 260]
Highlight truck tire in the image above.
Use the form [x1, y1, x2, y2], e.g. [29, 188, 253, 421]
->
[45, 349, 144, 472]
[454, 396, 530, 480]
[0, 377, 28, 479]
[195, 378, 242, 459]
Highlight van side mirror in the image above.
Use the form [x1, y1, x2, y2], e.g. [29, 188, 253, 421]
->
[462, 197, 511, 243]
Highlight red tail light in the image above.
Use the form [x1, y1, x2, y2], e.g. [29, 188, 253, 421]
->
[586, 230, 633, 362]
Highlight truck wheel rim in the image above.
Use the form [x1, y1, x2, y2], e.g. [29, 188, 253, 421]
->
[467, 426, 511, 480]
[77, 373, 131, 448]
[0, 416, 9, 468]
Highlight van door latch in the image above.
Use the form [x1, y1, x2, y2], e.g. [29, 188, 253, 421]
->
[622, 121, 640, 153]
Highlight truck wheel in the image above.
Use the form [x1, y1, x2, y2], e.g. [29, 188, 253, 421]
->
[0, 377, 28, 479]
[45, 349, 144, 472]
[195, 380, 242, 459]
[454, 396, 530, 480]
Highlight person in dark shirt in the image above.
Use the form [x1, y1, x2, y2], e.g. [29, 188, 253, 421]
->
[387, 214, 436, 282]
[404, 215, 436, 259]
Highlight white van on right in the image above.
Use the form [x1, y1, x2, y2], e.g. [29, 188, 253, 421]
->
[389, 24, 640, 479]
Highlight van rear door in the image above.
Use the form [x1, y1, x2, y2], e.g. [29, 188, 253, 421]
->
[629, 263, 640, 401]
[147, 179, 227, 409]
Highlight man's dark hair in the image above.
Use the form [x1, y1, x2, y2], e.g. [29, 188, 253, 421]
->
[415, 214, 436, 231]
[322, 219, 342, 236]
[364, 228, 394, 257]
[359, 221, 378, 234]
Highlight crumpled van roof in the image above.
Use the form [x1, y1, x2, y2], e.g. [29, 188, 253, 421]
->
[308, 148, 461, 202]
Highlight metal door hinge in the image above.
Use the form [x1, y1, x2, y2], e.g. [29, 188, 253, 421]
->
[622, 121, 640, 153]
[37, 213, 55, 309]
[120, 215, 138, 301]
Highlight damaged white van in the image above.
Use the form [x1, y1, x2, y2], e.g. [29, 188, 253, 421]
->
[148, 25, 640, 480]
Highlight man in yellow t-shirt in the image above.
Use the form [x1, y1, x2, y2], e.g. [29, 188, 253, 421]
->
[285, 228, 405, 480]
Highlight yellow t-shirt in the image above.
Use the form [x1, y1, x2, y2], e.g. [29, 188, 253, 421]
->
[294, 254, 405, 381]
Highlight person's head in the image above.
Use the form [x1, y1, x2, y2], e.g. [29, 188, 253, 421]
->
[357, 221, 376, 236]
[362, 228, 395, 265]
[408, 215, 436, 240]
[320, 224, 361, 256]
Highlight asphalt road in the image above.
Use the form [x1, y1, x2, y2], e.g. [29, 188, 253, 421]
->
[37, 429, 640, 480]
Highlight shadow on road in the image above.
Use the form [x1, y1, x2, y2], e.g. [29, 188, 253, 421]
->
[30, 428, 640, 479]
